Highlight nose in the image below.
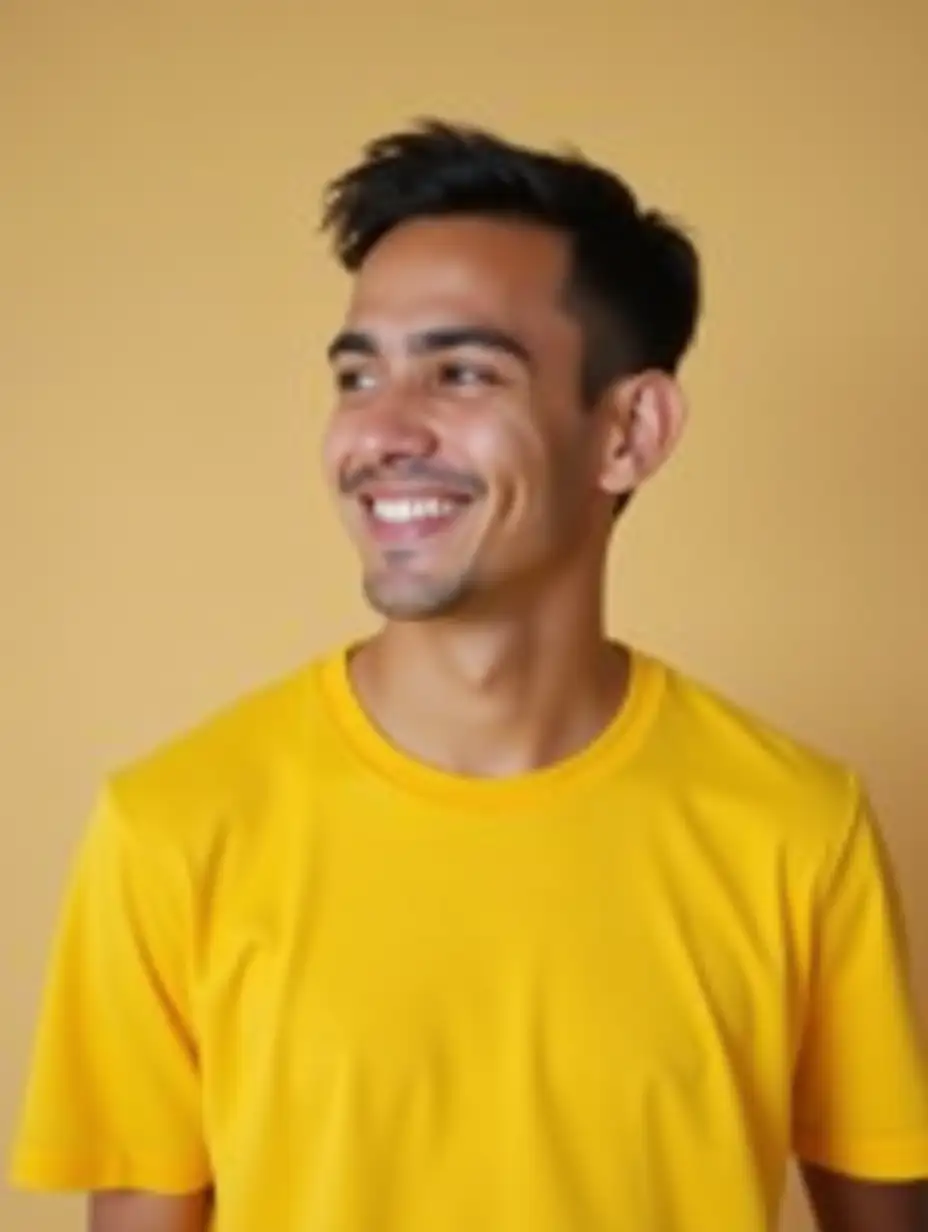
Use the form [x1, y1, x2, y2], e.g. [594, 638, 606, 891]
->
[353, 388, 439, 467]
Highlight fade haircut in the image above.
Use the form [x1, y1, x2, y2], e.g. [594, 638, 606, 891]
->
[321, 118, 701, 407]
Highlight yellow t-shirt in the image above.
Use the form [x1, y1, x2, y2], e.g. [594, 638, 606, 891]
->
[11, 647, 928, 1230]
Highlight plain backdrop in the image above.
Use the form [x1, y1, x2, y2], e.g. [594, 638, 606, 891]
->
[2, 1, 927, 1228]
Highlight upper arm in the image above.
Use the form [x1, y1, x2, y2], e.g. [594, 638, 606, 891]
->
[89, 1190, 212, 1232]
[801, 1163, 928, 1232]
[792, 778, 928, 1182]
[10, 784, 211, 1194]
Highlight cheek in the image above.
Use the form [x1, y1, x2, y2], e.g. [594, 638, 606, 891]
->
[462, 412, 550, 488]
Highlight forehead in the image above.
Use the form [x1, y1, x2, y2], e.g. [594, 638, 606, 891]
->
[344, 216, 574, 333]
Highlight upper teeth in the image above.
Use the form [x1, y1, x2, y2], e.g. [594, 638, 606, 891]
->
[371, 498, 457, 523]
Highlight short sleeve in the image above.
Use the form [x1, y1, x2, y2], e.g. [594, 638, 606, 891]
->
[793, 778, 928, 1179]
[9, 783, 211, 1193]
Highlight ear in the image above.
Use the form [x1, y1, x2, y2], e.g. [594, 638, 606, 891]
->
[597, 370, 688, 499]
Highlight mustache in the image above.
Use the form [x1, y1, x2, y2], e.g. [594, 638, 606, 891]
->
[339, 459, 488, 498]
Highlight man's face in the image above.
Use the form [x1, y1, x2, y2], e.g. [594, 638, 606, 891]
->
[321, 216, 615, 620]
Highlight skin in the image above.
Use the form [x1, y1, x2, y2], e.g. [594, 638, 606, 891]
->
[802, 1166, 928, 1230]
[90, 214, 927, 1229]
[321, 215, 681, 777]
[89, 1190, 211, 1231]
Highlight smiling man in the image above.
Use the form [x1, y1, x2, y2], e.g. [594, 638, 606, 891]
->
[11, 121, 928, 1232]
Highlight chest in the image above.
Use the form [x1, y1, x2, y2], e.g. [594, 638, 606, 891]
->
[193, 805, 802, 1139]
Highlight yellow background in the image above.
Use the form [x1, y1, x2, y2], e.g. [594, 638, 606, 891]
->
[2, 2, 926, 1228]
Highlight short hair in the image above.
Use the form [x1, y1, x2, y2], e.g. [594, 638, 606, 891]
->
[321, 119, 702, 405]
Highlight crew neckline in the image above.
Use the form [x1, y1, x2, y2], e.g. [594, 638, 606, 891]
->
[316, 642, 665, 808]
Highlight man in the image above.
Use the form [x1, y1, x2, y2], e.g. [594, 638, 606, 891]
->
[10, 121, 928, 1231]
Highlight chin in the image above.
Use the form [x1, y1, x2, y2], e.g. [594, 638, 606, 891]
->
[362, 569, 475, 622]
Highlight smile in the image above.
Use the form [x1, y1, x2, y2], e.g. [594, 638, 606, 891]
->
[360, 493, 473, 545]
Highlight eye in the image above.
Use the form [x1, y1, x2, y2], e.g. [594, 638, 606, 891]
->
[334, 366, 378, 394]
[438, 360, 502, 388]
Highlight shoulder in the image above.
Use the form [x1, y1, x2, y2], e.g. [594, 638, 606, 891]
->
[103, 647, 346, 851]
[644, 652, 862, 863]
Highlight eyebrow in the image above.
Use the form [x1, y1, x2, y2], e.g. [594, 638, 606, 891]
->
[325, 325, 534, 368]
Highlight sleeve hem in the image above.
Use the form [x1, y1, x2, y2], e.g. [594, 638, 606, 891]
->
[9, 1145, 212, 1195]
[794, 1130, 928, 1180]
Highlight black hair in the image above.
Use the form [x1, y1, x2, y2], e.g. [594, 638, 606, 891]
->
[321, 119, 702, 406]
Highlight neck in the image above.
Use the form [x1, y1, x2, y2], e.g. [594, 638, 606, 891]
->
[349, 584, 629, 779]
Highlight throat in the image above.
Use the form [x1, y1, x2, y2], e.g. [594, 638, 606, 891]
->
[347, 633, 630, 779]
